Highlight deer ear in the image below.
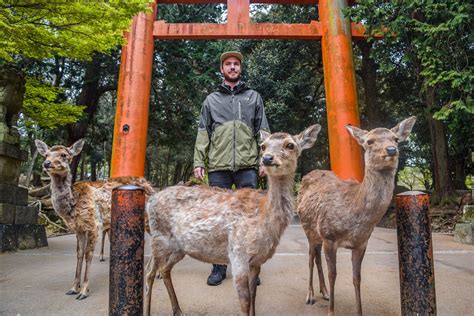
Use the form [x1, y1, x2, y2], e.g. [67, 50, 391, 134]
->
[35, 140, 50, 157]
[391, 116, 416, 141]
[296, 124, 321, 150]
[69, 139, 85, 157]
[345, 125, 367, 145]
[259, 129, 271, 143]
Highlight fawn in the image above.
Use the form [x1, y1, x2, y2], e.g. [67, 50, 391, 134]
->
[144, 125, 321, 316]
[297, 117, 416, 315]
[35, 139, 154, 300]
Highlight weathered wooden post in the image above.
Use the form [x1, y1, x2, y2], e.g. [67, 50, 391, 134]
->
[109, 185, 145, 315]
[395, 191, 437, 315]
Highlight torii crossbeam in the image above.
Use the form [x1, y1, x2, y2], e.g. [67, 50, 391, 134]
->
[111, 0, 367, 182]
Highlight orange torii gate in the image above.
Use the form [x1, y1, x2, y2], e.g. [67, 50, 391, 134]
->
[111, 0, 367, 182]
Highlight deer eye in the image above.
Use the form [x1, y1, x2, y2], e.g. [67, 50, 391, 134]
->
[261, 145, 266, 151]
[61, 153, 67, 158]
[394, 137, 399, 143]
[286, 143, 295, 150]
[367, 139, 374, 145]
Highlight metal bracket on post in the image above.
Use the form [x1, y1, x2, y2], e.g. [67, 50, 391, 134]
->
[395, 191, 437, 315]
[109, 185, 145, 316]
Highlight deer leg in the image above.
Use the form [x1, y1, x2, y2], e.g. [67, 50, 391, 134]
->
[323, 241, 338, 316]
[315, 243, 329, 300]
[144, 256, 158, 316]
[99, 229, 108, 262]
[66, 234, 85, 295]
[161, 267, 183, 316]
[233, 270, 251, 316]
[352, 246, 367, 316]
[158, 248, 185, 316]
[230, 254, 251, 316]
[305, 244, 316, 305]
[249, 265, 261, 316]
[77, 232, 96, 300]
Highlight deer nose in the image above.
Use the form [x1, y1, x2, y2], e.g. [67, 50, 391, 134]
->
[386, 147, 398, 156]
[43, 160, 52, 169]
[262, 155, 274, 166]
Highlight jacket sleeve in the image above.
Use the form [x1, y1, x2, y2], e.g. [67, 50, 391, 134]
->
[254, 93, 270, 141]
[193, 99, 212, 169]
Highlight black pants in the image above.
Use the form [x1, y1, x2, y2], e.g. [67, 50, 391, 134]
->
[208, 168, 258, 189]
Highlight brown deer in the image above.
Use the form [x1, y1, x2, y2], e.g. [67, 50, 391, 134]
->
[144, 125, 321, 316]
[35, 139, 154, 300]
[297, 117, 416, 315]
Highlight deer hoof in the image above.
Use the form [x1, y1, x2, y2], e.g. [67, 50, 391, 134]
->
[65, 289, 79, 295]
[100, 258, 106, 262]
[305, 297, 316, 305]
[321, 293, 330, 300]
[76, 293, 89, 300]
[172, 309, 184, 316]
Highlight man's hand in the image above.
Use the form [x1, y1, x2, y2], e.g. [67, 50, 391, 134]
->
[258, 165, 266, 177]
[194, 167, 205, 180]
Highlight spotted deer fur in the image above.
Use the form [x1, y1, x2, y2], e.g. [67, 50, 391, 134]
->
[35, 139, 154, 300]
[145, 125, 321, 316]
[297, 117, 416, 315]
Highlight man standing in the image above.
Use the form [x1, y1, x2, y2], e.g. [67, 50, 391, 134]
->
[193, 51, 269, 286]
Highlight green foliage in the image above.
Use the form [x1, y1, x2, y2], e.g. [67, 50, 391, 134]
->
[398, 166, 432, 191]
[22, 77, 84, 129]
[466, 175, 473, 190]
[0, 0, 152, 61]
[18, 2, 471, 199]
[348, 0, 473, 119]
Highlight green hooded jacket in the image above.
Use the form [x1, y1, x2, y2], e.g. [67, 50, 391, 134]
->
[194, 82, 270, 172]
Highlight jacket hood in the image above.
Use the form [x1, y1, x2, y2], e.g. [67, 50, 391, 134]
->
[218, 81, 249, 94]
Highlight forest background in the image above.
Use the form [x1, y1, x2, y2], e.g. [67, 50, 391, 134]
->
[1, 1, 472, 208]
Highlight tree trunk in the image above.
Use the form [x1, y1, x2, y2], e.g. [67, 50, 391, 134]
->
[90, 156, 97, 182]
[25, 149, 38, 187]
[173, 161, 182, 185]
[163, 149, 171, 188]
[80, 154, 85, 181]
[25, 131, 39, 187]
[426, 87, 456, 203]
[453, 153, 467, 190]
[357, 41, 382, 129]
[182, 162, 193, 183]
[67, 55, 102, 182]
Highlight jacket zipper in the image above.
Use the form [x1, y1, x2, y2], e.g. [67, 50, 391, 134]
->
[232, 93, 236, 172]
[238, 100, 242, 120]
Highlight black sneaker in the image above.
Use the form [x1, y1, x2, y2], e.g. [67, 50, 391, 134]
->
[207, 264, 227, 286]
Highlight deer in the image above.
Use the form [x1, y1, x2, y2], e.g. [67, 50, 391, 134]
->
[297, 116, 416, 316]
[144, 125, 321, 316]
[35, 139, 154, 300]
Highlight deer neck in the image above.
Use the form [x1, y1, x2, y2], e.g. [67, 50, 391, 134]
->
[265, 174, 295, 229]
[49, 172, 75, 219]
[356, 167, 396, 222]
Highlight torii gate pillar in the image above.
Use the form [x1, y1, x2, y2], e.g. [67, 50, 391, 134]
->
[319, 0, 364, 181]
[110, 3, 156, 177]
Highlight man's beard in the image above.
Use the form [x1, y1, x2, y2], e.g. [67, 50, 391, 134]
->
[224, 73, 240, 83]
